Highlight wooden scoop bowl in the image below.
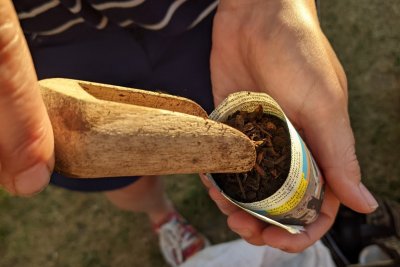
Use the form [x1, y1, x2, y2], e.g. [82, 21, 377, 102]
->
[39, 78, 256, 178]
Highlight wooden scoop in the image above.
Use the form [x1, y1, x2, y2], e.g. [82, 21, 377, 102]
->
[39, 78, 256, 178]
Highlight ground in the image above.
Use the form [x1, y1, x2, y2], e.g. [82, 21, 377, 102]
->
[1, 1, 399, 266]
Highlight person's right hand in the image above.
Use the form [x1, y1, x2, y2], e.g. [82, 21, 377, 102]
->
[0, 0, 54, 196]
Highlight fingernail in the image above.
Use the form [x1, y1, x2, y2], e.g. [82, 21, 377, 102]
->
[232, 228, 253, 239]
[14, 164, 50, 196]
[359, 183, 379, 210]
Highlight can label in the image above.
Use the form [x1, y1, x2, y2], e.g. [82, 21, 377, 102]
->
[208, 91, 324, 232]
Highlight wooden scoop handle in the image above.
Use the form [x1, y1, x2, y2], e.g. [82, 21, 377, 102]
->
[39, 78, 256, 178]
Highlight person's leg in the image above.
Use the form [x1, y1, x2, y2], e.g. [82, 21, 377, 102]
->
[104, 176, 174, 224]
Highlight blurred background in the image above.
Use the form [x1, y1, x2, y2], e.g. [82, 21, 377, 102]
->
[1, 1, 399, 266]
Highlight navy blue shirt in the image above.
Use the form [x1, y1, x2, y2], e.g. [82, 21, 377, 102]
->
[14, 0, 218, 37]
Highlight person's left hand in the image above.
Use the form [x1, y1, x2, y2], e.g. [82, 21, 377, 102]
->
[204, 0, 377, 252]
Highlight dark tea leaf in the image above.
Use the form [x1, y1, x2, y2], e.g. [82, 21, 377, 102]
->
[213, 105, 291, 203]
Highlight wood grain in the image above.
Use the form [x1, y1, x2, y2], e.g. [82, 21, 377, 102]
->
[39, 78, 256, 178]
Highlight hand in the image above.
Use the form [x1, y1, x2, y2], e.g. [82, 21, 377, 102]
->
[206, 0, 378, 252]
[0, 0, 54, 196]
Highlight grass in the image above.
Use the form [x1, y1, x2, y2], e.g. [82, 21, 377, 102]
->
[1, 1, 399, 266]
[321, 0, 400, 199]
[0, 175, 236, 267]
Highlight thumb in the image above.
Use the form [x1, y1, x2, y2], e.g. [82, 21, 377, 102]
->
[0, 0, 54, 196]
[300, 81, 378, 213]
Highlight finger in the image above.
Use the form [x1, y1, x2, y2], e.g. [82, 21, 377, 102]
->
[199, 173, 213, 189]
[0, 1, 54, 196]
[261, 185, 340, 252]
[295, 42, 378, 213]
[300, 28, 377, 213]
[208, 187, 241, 216]
[202, 174, 265, 244]
[227, 210, 268, 246]
[301, 88, 377, 212]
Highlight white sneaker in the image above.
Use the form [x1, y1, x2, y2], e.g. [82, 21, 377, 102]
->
[154, 212, 210, 267]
